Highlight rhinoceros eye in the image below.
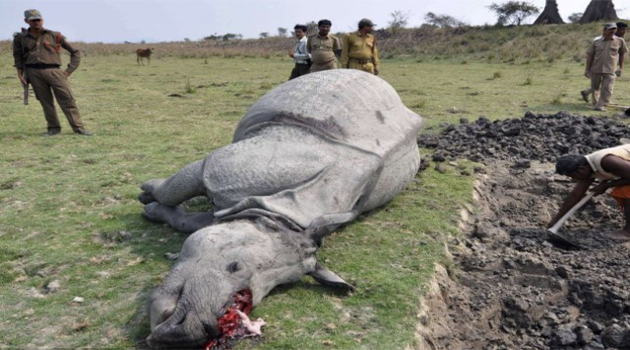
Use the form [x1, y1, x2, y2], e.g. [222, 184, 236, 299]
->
[227, 262, 241, 273]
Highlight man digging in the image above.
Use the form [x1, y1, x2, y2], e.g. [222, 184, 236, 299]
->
[550, 144, 630, 240]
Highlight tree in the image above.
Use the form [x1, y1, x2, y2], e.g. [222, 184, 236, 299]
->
[277, 27, 288, 37]
[259, 32, 269, 39]
[568, 12, 583, 23]
[306, 21, 318, 36]
[488, 1, 540, 26]
[534, 0, 564, 24]
[579, 0, 618, 23]
[388, 10, 410, 30]
[222, 33, 239, 41]
[424, 12, 466, 28]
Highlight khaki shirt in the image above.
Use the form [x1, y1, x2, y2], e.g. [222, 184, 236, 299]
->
[586, 35, 628, 74]
[341, 31, 379, 68]
[306, 34, 340, 65]
[13, 28, 81, 73]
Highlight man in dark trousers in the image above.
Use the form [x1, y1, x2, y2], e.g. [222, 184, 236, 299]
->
[288, 24, 310, 80]
[13, 9, 92, 136]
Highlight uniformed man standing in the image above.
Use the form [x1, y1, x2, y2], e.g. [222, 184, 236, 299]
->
[306, 20, 341, 73]
[288, 24, 310, 80]
[13, 9, 92, 136]
[341, 19, 379, 75]
[584, 23, 628, 112]
[581, 22, 627, 104]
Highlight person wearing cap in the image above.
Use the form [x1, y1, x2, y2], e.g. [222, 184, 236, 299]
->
[341, 19, 380, 75]
[583, 22, 628, 112]
[581, 21, 628, 103]
[12, 9, 92, 136]
[288, 24, 311, 80]
[306, 19, 341, 73]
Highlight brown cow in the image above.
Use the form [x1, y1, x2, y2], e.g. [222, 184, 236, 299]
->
[136, 48, 154, 65]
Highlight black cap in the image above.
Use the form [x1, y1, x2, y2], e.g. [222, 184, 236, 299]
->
[358, 18, 376, 28]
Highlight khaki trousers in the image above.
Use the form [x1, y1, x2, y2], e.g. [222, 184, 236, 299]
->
[590, 73, 616, 109]
[348, 60, 375, 74]
[27, 67, 84, 132]
[310, 60, 337, 73]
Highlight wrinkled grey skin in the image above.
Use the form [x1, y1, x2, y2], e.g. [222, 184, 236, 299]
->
[139, 70, 423, 348]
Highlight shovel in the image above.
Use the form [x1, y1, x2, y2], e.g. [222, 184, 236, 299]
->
[546, 192, 594, 249]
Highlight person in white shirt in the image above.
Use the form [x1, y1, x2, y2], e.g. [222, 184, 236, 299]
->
[288, 24, 311, 80]
[550, 145, 630, 240]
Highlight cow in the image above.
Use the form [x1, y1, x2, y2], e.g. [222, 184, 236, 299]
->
[136, 48, 154, 65]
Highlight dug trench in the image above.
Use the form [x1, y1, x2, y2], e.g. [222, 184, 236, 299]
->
[415, 112, 630, 350]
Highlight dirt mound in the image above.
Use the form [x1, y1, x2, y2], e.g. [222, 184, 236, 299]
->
[418, 162, 630, 350]
[418, 112, 630, 165]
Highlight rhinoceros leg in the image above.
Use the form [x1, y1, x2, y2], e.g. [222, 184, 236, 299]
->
[143, 202, 215, 234]
[139, 160, 207, 206]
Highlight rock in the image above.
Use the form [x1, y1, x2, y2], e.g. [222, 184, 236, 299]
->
[26, 287, 46, 299]
[551, 329, 577, 346]
[555, 266, 569, 279]
[72, 296, 85, 303]
[432, 153, 446, 162]
[513, 159, 531, 169]
[435, 164, 447, 174]
[584, 341, 605, 350]
[575, 325, 594, 345]
[601, 324, 625, 348]
[473, 166, 486, 174]
[45, 280, 61, 294]
[164, 252, 179, 260]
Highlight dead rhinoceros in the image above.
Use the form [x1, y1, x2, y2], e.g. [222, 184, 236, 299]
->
[139, 69, 423, 348]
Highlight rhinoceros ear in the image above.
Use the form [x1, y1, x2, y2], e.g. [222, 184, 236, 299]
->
[306, 211, 358, 244]
[308, 263, 355, 292]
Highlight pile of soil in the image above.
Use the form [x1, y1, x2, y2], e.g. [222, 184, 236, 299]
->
[416, 113, 630, 350]
[418, 112, 630, 165]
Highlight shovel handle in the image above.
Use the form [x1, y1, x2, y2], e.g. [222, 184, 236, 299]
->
[548, 192, 594, 234]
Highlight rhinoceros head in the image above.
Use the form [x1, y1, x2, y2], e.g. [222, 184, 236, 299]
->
[146, 216, 353, 348]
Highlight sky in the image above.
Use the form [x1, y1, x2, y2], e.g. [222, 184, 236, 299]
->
[0, 0, 627, 43]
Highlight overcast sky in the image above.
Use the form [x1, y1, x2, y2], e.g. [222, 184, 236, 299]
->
[0, 0, 627, 43]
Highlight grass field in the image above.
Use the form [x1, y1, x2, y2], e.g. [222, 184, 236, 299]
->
[0, 52, 629, 349]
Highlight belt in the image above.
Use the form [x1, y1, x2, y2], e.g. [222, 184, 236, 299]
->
[25, 64, 61, 69]
[295, 61, 309, 65]
[349, 58, 371, 64]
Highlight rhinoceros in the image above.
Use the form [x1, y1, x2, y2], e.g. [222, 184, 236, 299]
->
[139, 69, 423, 348]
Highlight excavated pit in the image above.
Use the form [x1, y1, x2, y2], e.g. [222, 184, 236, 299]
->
[416, 113, 630, 350]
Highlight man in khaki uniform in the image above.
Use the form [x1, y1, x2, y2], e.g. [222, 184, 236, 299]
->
[584, 22, 628, 112]
[581, 22, 627, 103]
[306, 19, 341, 73]
[341, 18, 379, 75]
[13, 9, 92, 136]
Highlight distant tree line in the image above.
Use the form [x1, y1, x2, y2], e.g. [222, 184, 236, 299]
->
[197, 1, 620, 43]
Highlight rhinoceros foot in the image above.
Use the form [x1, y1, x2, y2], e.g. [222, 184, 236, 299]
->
[139, 179, 165, 204]
[142, 202, 182, 224]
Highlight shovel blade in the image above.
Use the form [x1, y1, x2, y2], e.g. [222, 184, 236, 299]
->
[546, 230, 584, 250]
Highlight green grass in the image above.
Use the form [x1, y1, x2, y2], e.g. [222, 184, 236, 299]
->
[1, 52, 629, 349]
